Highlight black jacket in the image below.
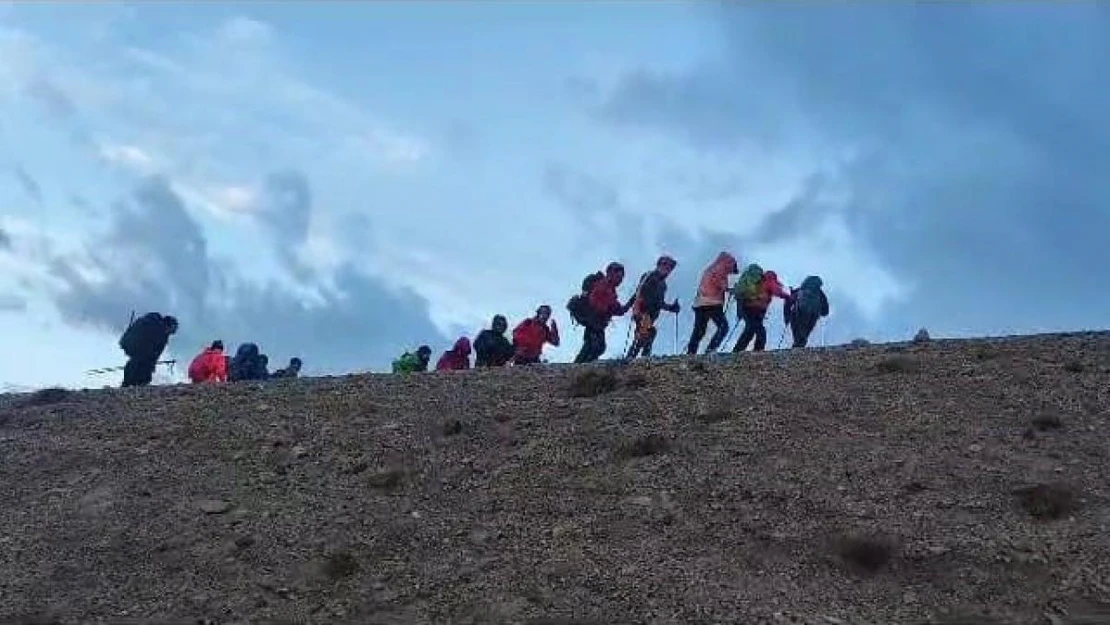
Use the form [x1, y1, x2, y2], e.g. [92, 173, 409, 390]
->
[634, 271, 678, 321]
[474, 330, 514, 367]
[119, 313, 171, 360]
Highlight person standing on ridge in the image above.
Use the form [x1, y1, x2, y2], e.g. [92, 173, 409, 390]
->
[474, 315, 515, 367]
[271, 357, 303, 378]
[187, 340, 228, 383]
[626, 255, 681, 359]
[569, 262, 632, 363]
[436, 337, 472, 371]
[392, 345, 432, 373]
[732, 264, 792, 353]
[686, 251, 739, 354]
[118, 312, 178, 387]
[512, 305, 560, 365]
[784, 275, 829, 348]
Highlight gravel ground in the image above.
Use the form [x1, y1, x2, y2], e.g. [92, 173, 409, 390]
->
[2, 332, 1110, 625]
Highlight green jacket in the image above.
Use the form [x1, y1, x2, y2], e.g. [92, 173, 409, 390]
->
[391, 352, 425, 374]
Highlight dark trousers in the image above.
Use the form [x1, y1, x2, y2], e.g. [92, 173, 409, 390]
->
[626, 315, 658, 359]
[733, 306, 768, 352]
[687, 304, 728, 354]
[122, 355, 157, 387]
[791, 312, 819, 348]
[574, 325, 607, 363]
[513, 354, 541, 366]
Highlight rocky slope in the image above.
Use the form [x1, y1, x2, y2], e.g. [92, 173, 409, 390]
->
[2, 332, 1110, 625]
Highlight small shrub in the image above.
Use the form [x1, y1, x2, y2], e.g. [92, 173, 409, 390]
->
[322, 550, 360, 581]
[616, 433, 670, 459]
[367, 469, 404, 491]
[875, 355, 920, 374]
[971, 347, 1000, 361]
[1014, 483, 1078, 520]
[696, 409, 732, 423]
[686, 360, 708, 373]
[836, 535, 894, 574]
[622, 373, 649, 389]
[1064, 360, 1086, 373]
[442, 418, 463, 436]
[23, 387, 70, 407]
[568, 370, 620, 398]
[1031, 414, 1063, 431]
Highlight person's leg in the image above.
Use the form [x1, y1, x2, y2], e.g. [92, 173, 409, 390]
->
[578, 326, 606, 363]
[641, 326, 657, 357]
[121, 357, 139, 387]
[752, 310, 768, 351]
[686, 307, 710, 354]
[574, 327, 593, 363]
[733, 308, 757, 352]
[793, 313, 817, 348]
[705, 305, 729, 353]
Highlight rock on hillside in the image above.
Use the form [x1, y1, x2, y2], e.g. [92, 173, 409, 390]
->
[2, 333, 1110, 625]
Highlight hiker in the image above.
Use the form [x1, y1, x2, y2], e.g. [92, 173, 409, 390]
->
[392, 345, 432, 373]
[474, 315, 515, 367]
[512, 305, 560, 365]
[436, 337, 472, 371]
[569, 262, 631, 363]
[687, 251, 739, 354]
[187, 340, 228, 383]
[626, 255, 681, 359]
[229, 343, 267, 381]
[118, 312, 178, 387]
[271, 357, 303, 378]
[785, 276, 829, 348]
[257, 354, 270, 380]
[732, 264, 792, 353]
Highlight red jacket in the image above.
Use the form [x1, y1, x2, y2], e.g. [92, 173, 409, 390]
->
[587, 277, 625, 325]
[435, 337, 472, 371]
[188, 348, 228, 383]
[512, 317, 560, 361]
[745, 270, 791, 312]
[694, 252, 739, 307]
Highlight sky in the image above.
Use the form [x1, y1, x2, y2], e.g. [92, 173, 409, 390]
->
[0, 2, 1106, 390]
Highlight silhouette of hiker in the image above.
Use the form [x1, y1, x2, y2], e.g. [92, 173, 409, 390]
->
[118, 312, 178, 387]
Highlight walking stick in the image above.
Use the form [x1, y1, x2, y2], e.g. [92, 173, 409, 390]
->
[673, 314, 679, 355]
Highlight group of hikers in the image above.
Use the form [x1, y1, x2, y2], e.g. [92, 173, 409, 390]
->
[113, 251, 829, 386]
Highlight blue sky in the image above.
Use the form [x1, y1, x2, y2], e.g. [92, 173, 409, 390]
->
[0, 2, 1106, 389]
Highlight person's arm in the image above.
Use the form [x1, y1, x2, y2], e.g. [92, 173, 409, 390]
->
[548, 319, 560, 347]
[820, 291, 830, 317]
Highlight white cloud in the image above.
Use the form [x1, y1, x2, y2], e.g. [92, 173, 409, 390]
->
[97, 142, 156, 173]
[209, 184, 259, 213]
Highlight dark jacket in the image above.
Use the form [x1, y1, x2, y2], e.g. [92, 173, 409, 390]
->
[633, 271, 679, 321]
[785, 276, 830, 325]
[119, 313, 171, 360]
[474, 329, 514, 367]
[229, 343, 267, 381]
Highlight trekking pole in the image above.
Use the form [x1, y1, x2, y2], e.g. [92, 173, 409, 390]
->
[776, 325, 786, 350]
[673, 314, 679, 355]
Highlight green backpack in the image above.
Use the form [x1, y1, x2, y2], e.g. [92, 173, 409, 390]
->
[733, 263, 764, 302]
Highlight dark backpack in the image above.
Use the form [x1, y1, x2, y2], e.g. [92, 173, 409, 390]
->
[795, 275, 825, 317]
[567, 271, 604, 325]
[118, 313, 160, 357]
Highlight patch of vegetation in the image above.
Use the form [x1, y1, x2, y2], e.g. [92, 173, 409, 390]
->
[1031, 414, 1063, 431]
[874, 355, 920, 374]
[971, 347, 1000, 361]
[322, 550, 360, 581]
[568, 370, 620, 398]
[836, 534, 894, 574]
[366, 469, 404, 491]
[695, 409, 732, 424]
[442, 418, 463, 436]
[622, 373, 649, 389]
[1014, 483, 1079, 520]
[616, 433, 671, 459]
[687, 360, 708, 373]
[22, 387, 71, 407]
[1063, 360, 1086, 373]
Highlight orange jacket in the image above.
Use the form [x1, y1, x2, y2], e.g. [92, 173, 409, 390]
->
[188, 348, 228, 383]
[512, 317, 560, 361]
[744, 270, 791, 312]
[694, 252, 739, 307]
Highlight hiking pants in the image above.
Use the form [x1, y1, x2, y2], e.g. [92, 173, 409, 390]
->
[626, 315, 658, 359]
[791, 311, 819, 348]
[687, 304, 728, 354]
[122, 355, 157, 387]
[575, 325, 607, 363]
[513, 354, 541, 366]
[733, 306, 768, 352]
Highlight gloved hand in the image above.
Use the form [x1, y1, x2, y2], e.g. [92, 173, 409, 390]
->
[668, 299, 681, 314]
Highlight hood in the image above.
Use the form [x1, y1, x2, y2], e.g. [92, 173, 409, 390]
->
[800, 275, 823, 291]
[763, 270, 779, 283]
[235, 343, 259, 358]
[491, 314, 508, 334]
[711, 252, 738, 274]
[452, 337, 472, 354]
[605, 262, 625, 279]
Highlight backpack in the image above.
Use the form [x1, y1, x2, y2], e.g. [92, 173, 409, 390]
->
[118, 313, 159, 357]
[795, 276, 825, 317]
[567, 271, 604, 325]
[734, 264, 764, 303]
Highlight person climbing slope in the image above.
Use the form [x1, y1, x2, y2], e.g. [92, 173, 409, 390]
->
[732, 264, 792, 353]
[784, 275, 830, 348]
[626, 255, 681, 359]
[118, 312, 178, 387]
[474, 315, 515, 367]
[436, 337, 472, 371]
[512, 305, 560, 365]
[229, 343, 267, 381]
[271, 357, 303, 378]
[392, 345, 432, 373]
[187, 340, 228, 383]
[686, 251, 739, 354]
[569, 262, 631, 363]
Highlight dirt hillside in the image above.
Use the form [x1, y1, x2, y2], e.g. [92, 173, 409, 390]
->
[2, 333, 1110, 625]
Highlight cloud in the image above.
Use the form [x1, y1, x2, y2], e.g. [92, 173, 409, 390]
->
[44, 176, 444, 374]
[0, 293, 25, 312]
[97, 143, 157, 174]
[11, 165, 43, 205]
[594, 4, 1110, 338]
[0, 226, 10, 250]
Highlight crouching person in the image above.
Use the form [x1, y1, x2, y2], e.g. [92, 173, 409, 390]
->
[392, 346, 432, 373]
[118, 312, 178, 387]
[188, 340, 228, 383]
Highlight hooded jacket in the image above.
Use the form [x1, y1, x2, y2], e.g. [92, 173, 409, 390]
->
[436, 337, 472, 371]
[694, 252, 739, 308]
[512, 317, 560, 361]
[786, 275, 830, 324]
[188, 347, 228, 383]
[474, 317, 514, 367]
